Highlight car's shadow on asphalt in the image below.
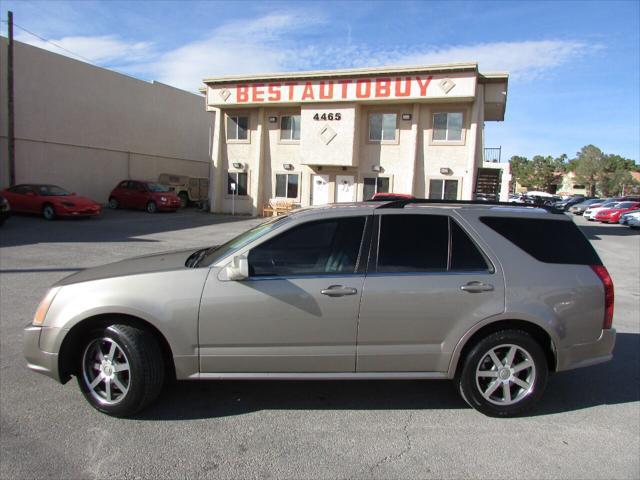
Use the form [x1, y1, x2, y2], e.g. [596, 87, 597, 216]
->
[135, 332, 639, 421]
[577, 222, 640, 240]
[0, 209, 257, 247]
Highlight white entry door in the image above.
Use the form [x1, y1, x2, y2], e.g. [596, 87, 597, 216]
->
[311, 174, 330, 205]
[335, 175, 355, 203]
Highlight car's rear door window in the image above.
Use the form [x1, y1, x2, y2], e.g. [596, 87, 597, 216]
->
[248, 216, 367, 277]
[376, 214, 490, 273]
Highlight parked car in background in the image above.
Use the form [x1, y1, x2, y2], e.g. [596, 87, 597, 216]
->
[594, 202, 640, 223]
[584, 201, 620, 220]
[625, 212, 640, 228]
[0, 195, 11, 225]
[24, 200, 616, 418]
[158, 173, 209, 208]
[553, 195, 589, 211]
[109, 180, 181, 213]
[1, 184, 101, 220]
[569, 198, 602, 215]
[371, 192, 415, 201]
[618, 209, 640, 226]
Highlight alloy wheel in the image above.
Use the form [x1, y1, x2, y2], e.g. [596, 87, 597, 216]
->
[475, 344, 536, 406]
[82, 337, 131, 405]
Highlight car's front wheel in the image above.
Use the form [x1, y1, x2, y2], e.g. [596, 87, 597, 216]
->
[42, 203, 56, 220]
[457, 329, 548, 417]
[77, 324, 164, 417]
[146, 201, 157, 214]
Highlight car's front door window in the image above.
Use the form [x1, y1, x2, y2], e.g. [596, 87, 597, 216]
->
[248, 216, 367, 277]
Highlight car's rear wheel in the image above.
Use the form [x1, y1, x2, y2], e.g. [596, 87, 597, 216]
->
[108, 197, 119, 209]
[77, 324, 164, 417]
[178, 192, 189, 208]
[457, 329, 548, 417]
[146, 201, 157, 214]
[42, 204, 56, 220]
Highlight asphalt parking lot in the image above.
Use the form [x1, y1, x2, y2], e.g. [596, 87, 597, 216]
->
[1, 209, 638, 479]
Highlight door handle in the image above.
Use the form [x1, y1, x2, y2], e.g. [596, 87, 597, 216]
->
[321, 285, 358, 297]
[460, 281, 494, 293]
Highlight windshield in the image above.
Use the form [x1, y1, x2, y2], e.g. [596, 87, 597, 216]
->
[616, 202, 636, 209]
[36, 185, 70, 196]
[195, 215, 290, 267]
[600, 202, 619, 208]
[146, 183, 171, 192]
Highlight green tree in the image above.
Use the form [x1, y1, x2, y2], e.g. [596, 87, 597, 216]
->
[510, 155, 565, 192]
[573, 146, 639, 196]
[573, 145, 607, 196]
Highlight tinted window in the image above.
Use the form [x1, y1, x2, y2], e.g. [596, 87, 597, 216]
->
[378, 215, 449, 272]
[480, 217, 602, 265]
[249, 217, 366, 277]
[450, 221, 490, 271]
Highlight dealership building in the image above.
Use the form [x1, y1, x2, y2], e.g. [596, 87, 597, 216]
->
[203, 63, 509, 215]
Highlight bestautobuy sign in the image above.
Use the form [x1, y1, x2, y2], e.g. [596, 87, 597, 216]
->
[206, 73, 476, 106]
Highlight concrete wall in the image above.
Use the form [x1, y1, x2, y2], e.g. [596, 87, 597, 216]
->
[0, 38, 211, 202]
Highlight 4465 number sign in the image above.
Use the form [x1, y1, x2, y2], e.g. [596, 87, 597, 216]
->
[313, 113, 342, 121]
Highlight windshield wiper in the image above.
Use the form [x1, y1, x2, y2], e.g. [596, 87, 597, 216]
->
[186, 246, 220, 268]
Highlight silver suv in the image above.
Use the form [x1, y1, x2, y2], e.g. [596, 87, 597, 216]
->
[24, 200, 616, 417]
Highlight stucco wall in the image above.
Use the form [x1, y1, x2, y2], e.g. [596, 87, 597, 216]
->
[0, 38, 211, 201]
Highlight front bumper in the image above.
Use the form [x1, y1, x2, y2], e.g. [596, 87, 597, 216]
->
[556, 328, 616, 372]
[23, 325, 62, 382]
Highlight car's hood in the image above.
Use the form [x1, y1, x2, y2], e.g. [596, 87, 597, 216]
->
[55, 248, 200, 286]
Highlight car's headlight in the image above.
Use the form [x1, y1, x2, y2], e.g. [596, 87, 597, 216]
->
[160, 196, 167, 202]
[33, 287, 61, 326]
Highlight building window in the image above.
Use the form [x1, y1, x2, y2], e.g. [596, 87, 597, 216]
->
[280, 115, 301, 141]
[429, 179, 458, 200]
[433, 112, 463, 141]
[275, 173, 299, 199]
[226, 115, 248, 141]
[369, 113, 397, 141]
[363, 177, 390, 200]
[228, 172, 248, 196]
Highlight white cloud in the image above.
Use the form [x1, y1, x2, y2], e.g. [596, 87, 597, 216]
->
[15, 32, 154, 64]
[14, 13, 597, 92]
[383, 40, 593, 78]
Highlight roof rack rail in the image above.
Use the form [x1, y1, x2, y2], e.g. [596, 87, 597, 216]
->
[367, 198, 565, 214]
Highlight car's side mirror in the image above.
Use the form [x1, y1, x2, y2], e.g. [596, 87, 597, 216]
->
[220, 254, 249, 281]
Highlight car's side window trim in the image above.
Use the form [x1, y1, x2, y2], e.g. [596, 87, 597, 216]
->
[372, 212, 494, 275]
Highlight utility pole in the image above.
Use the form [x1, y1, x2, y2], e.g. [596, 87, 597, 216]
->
[7, 11, 16, 186]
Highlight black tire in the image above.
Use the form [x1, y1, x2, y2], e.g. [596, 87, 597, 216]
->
[77, 324, 164, 417]
[178, 192, 189, 208]
[146, 201, 157, 214]
[108, 197, 119, 209]
[457, 329, 548, 417]
[42, 203, 56, 220]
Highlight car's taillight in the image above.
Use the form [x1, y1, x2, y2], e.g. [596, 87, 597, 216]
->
[591, 265, 614, 329]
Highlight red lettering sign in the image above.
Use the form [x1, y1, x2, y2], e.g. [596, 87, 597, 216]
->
[339, 79, 352, 99]
[375, 78, 391, 97]
[267, 84, 281, 101]
[301, 82, 315, 100]
[319, 81, 334, 99]
[355, 79, 371, 98]
[285, 82, 297, 101]
[252, 83, 265, 102]
[416, 76, 432, 96]
[394, 77, 411, 97]
[237, 85, 249, 103]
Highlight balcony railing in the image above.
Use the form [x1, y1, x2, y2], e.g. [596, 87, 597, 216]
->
[484, 147, 502, 163]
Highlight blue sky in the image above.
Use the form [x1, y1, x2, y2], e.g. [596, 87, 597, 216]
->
[1, 0, 639, 162]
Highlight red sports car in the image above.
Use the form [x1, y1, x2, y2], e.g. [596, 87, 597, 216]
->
[1, 184, 101, 220]
[109, 180, 181, 213]
[594, 201, 640, 223]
